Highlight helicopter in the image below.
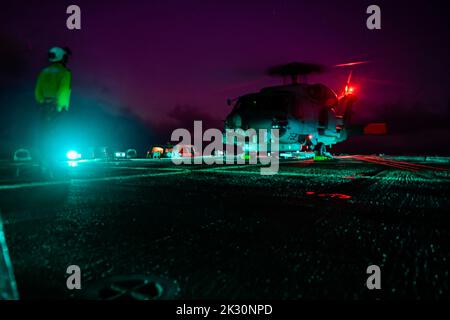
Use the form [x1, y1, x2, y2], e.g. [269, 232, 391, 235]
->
[223, 61, 382, 157]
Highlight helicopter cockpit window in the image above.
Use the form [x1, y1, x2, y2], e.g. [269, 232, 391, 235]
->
[306, 84, 338, 107]
[234, 92, 294, 113]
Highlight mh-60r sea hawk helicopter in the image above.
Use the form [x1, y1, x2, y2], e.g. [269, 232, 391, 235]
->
[223, 62, 383, 157]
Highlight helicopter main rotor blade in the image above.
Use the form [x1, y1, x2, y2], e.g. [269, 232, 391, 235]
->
[334, 60, 371, 68]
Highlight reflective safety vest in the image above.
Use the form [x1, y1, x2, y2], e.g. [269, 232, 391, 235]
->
[35, 63, 72, 112]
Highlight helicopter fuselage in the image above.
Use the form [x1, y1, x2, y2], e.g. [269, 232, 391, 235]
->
[223, 83, 356, 154]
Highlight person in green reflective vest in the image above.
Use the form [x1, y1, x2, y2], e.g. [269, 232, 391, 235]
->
[34, 47, 72, 178]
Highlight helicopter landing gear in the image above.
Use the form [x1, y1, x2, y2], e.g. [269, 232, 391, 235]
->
[314, 143, 333, 159]
[314, 143, 326, 156]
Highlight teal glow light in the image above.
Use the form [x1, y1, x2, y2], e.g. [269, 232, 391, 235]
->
[66, 150, 81, 160]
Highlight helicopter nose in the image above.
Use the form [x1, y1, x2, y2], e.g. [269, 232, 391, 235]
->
[226, 113, 242, 129]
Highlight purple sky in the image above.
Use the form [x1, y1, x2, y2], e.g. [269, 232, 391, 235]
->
[1, 0, 449, 151]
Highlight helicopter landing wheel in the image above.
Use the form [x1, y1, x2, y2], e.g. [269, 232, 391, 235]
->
[314, 143, 326, 156]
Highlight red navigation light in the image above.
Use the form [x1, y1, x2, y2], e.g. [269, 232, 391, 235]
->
[345, 86, 355, 95]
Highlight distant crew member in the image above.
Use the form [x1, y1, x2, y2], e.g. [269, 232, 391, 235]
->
[34, 46, 72, 178]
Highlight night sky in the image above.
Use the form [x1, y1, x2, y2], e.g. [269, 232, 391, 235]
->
[1, 0, 449, 154]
